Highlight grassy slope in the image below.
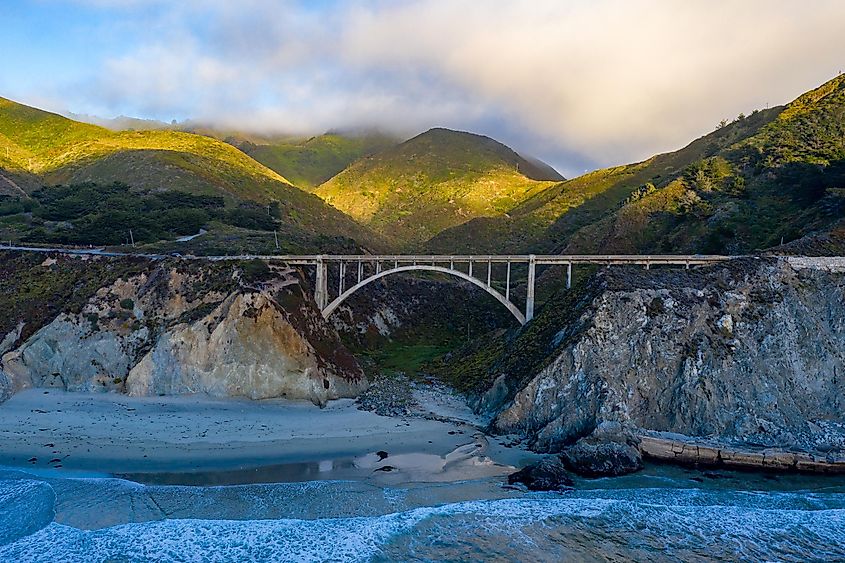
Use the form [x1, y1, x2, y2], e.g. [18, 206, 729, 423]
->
[239, 132, 398, 190]
[0, 97, 385, 250]
[314, 128, 562, 248]
[564, 74, 845, 255]
[430, 75, 845, 256]
[426, 108, 783, 254]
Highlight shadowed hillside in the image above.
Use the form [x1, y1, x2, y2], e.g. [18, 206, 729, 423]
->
[235, 131, 399, 190]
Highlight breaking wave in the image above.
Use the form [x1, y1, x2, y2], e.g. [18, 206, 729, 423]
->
[1, 476, 844, 562]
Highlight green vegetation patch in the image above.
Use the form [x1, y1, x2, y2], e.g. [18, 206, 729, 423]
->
[239, 132, 398, 190]
[0, 251, 148, 345]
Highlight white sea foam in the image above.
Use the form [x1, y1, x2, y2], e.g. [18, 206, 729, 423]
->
[2, 477, 845, 562]
[0, 480, 55, 546]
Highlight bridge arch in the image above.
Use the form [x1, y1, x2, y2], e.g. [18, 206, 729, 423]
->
[321, 264, 527, 325]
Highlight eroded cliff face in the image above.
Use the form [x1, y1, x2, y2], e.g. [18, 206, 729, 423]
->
[483, 258, 845, 458]
[126, 290, 364, 403]
[0, 253, 365, 405]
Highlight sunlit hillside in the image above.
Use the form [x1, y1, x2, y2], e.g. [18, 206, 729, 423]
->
[314, 128, 563, 248]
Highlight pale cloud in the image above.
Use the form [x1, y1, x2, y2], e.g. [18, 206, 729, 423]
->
[339, 0, 845, 165]
[31, 0, 845, 174]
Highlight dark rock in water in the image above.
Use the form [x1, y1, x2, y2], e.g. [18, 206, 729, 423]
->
[561, 439, 643, 477]
[373, 465, 396, 472]
[376, 450, 389, 461]
[507, 457, 573, 491]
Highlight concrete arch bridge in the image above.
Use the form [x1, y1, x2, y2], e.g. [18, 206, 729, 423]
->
[277, 254, 731, 325]
[2, 246, 732, 326]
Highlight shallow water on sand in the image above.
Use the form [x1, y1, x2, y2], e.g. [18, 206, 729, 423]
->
[1, 464, 844, 562]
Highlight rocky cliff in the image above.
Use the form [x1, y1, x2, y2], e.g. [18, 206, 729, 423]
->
[0, 252, 365, 405]
[474, 257, 845, 469]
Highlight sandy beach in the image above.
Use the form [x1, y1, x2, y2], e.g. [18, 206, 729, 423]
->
[0, 389, 536, 485]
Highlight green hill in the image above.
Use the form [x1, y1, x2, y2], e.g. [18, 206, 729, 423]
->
[234, 131, 398, 190]
[0, 96, 298, 197]
[0, 97, 384, 252]
[428, 74, 845, 256]
[314, 128, 564, 248]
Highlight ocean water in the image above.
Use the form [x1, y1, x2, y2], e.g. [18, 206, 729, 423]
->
[1, 467, 844, 562]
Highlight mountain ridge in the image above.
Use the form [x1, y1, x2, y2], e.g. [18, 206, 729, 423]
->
[427, 75, 845, 255]
[0, 96, 386, 252]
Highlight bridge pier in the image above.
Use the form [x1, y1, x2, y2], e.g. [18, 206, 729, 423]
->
[566, 262, 572, 289]
[506, 262, 511, 301]
[314, 256, 328, 309]
[526, 254, 536, 322]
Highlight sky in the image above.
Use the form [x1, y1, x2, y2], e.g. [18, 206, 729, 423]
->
[1, 0, 844, 177]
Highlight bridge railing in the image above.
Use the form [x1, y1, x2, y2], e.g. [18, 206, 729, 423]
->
[2, 246, 736, 325]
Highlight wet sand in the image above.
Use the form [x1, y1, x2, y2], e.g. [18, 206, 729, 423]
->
[0, 389, 537, 485]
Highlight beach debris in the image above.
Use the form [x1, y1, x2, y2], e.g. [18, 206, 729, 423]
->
[356, 373, 416, 417]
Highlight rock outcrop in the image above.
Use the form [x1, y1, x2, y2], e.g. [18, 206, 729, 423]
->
[507, 456, 573, 491]
[560, 422, 643, 477]
[126, 290, 363, 404]
[0, 253, 366, 405]
[482, 258, 845, 471]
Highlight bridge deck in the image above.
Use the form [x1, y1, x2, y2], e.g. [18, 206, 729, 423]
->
[210, 253, 735, 266]
[3, 246, 740, 325]
[2, 246, 736, 265]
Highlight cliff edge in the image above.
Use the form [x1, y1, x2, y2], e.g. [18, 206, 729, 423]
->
[474, 257, 845, 471]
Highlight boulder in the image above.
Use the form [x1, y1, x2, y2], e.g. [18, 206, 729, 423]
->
[561, 439, 642, 477]
[507, 456, 573, 491]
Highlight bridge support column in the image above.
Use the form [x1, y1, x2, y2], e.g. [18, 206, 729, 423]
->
[315, 256, 328, 310]
[506, 262, 511, 301]
[566, 262, 572, 289]
[526, 254, 536, 322]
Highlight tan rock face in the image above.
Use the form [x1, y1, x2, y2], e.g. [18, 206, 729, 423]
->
[0, 260, 366, 404]
[127, 291, 365, 405]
